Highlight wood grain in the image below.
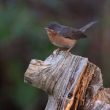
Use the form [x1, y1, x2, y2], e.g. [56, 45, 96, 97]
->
[24, 50, 110, 110]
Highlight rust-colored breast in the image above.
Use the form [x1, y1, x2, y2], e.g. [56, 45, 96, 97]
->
[47, 31, 76, 48]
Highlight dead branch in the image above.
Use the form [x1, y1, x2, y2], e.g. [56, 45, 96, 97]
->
[24, 50, 110, 110]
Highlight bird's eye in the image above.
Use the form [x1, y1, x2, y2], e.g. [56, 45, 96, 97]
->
[48, 24, 54, 29]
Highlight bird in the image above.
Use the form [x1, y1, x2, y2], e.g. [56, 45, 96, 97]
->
[45, 21, 97, 52]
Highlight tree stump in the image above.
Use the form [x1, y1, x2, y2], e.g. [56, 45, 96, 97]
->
[24, 50, 110, 110]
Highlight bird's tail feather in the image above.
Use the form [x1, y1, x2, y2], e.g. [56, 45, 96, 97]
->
[79, 21, 98, 32]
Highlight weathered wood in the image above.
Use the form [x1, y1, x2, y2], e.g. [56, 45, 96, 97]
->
[24, 50, 110, 110]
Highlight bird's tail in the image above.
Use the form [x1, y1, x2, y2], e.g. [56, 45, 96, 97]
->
[79, 21, 98, 32]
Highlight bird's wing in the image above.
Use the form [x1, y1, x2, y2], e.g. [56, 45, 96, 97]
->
[71, 30, 87, 40]
[59, 27, 87, 40]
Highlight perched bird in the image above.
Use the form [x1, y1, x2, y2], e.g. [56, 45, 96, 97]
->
[45, 21, 97, 52]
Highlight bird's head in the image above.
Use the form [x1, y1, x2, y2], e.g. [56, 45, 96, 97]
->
[47, 22, 61, 31]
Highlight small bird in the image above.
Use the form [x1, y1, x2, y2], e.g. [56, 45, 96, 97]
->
[45, 21, 97, 52]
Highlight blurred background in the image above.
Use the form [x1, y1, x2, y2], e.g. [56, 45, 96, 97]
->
[0, 0, 110, 110]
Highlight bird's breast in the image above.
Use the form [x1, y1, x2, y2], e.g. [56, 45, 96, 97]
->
[48, 34, 77, 48]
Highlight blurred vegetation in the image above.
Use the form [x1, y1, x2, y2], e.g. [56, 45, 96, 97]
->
[0, 0, 110, 110]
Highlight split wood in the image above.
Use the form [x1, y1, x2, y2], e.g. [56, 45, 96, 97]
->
[24, 50, 110, 110]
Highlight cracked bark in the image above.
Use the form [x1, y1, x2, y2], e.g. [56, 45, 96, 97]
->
[24, 50, 110, 110]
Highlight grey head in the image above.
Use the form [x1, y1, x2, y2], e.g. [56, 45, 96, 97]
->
[47, 21, 62, 31]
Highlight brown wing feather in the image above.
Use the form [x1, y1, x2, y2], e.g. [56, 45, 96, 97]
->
[71, 30, 87, 40]
[59, 27, 87, 40]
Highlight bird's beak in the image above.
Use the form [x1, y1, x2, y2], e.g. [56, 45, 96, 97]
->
[44, 28, 54, 32]
[44, 28, 49, 30]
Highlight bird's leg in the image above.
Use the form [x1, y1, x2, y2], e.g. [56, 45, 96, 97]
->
[67, 46, 73, 52]
[67, 47, 73, 52]
[66, 40, 77, 53]
[64, 47, 73, 57]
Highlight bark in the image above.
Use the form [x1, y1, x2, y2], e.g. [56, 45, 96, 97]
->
[24, 50, 110, 110]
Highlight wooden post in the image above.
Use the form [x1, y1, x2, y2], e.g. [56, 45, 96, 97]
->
[24, 50, 110, 110]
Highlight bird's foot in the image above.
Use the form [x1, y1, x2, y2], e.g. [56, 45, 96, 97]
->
[52, 48, 61, 57]
[56, 48, 61, 55]
[64, 47, 73, 57]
